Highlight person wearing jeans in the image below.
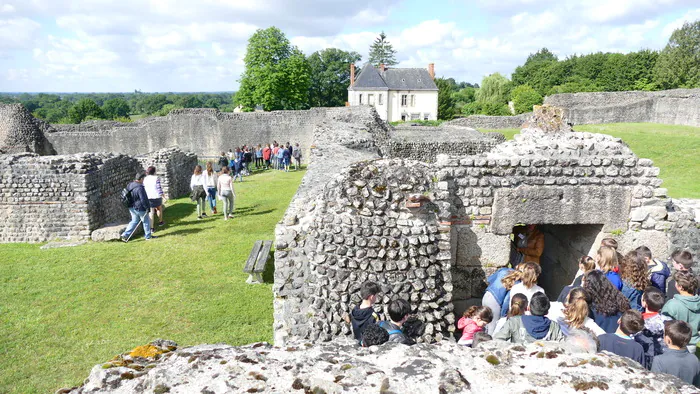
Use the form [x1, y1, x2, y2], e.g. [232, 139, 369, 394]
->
[217, 166, 235, 220]
[121, 172, 154, 242]
[203, 162, 218, 214]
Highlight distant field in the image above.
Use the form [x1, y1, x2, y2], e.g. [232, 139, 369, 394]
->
[481, 123, 700, 198]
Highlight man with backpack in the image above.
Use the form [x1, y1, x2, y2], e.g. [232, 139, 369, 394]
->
[120, 172, 155, 242]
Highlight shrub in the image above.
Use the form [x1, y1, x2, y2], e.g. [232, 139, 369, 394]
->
[510, 85, 543, 114]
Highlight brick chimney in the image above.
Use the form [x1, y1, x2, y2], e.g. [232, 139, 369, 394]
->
[350, 63, 355, 87]
[428, 63, 435, 80]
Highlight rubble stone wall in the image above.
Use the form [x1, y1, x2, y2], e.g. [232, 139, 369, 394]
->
[0, 103, 56, 155]
[446, 114, 530, 130]
[384, 126, 504, 162]
[0, 153, 141, 243]
[136, 147, 198, 199]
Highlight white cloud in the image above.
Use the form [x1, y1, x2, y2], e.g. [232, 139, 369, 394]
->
[0, 17, 41, 49]
[661, 8, 700, 39]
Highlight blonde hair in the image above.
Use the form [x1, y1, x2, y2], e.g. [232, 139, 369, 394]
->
[206, 161, 213, 176]
[193, 165, 202, 175]
[501, 262, 541, 289]
[564, 298, 589, 329]
[579, 256, 595, 272]
[597, 246, 618, 273]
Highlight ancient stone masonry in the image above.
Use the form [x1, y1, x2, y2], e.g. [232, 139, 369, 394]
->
[0, 103, 56, 155]
[0, 152, 141, 243]
[136, 147, 198, 199]
[544, 88, 700, 127]
[445, 113, 531, 129]
[385, 125, 504, 162]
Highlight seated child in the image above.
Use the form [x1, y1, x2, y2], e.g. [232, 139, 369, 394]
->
[642, 287, 672, 355]
[457, 306, 493, 346]
[662, 271, 700, 347]
[361, 323, 389, 347]
[599, 310, 645, 366]
[471, 332, 493, 349]
[351, 281, 380, 343]
[636, 245, 670, 295]
[494, 292, 564, 344]
[493, 293, 528, 334]
[378, 299, 412, 345]
[651, 320, 700, 387]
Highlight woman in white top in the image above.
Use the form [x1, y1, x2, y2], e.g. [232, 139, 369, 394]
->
[547, 287, 605, 336]
[509, 262, 546, 303]
[189, 165, 207, 219]
[217, 166, 235, 220]
[203, 162, 218, 215]
[143, 166, 167, 232]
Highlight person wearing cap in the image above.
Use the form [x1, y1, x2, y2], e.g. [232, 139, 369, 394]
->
[121, 172, 156, 242]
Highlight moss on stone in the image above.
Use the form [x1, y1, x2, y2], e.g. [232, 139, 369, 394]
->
[485, 355, 500, 365]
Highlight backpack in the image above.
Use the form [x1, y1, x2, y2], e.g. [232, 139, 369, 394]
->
[120, 186, 134, 208]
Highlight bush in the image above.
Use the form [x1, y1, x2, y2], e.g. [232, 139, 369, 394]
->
[155, 104, 181, 117]
[510, 85, 543, 114]
[462, 101, 511, 116]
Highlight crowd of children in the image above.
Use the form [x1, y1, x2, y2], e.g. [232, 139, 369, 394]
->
[350, 240, 699, 387]
[216, 141, 303, 182]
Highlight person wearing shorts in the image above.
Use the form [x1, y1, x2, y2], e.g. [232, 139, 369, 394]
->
[143, 166, 167, 234]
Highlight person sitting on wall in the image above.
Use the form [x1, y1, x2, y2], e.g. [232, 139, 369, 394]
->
[516, 224, 544, 265]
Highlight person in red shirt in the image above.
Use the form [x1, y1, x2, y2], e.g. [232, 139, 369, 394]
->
[262, 144, 272, 169]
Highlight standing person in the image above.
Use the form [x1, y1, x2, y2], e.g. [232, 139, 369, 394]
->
[232, 155, 244, 182]
[651, 321, 700, 387]
[351, 282, 381, 343]
[203, 162, 218, 215]
[548, 287, 606, 337]
[276, 144, 284, 171]
[282, 143, 292, 172]
[217, 166, 235, 220]
[481, 266, 515, 334]
[293, 142, 302, 170]
[263, 144, 272, 169]
[143, 166, 167, 233]
[189, 165, 207, 220]
[217, 152, 229, 171]
[597, 246, 623, 290]
[620, 251, 651, 312]
[272, 143, 280, 170]
[557, 256, 596, 303]
[583, 270, 631, 333]
[598, 310, 646, 365]
[636, 245, 671, 295]
[378, 299, 413, 345]
[516, 224, 544, 265]
[666, 250, 695, 299]
[120, 172, 154, 242]
[509, 262, 545, 303]
[662, 271, 700, 348]
[243, 148, 253, 175]
[255, 145, 263, 169]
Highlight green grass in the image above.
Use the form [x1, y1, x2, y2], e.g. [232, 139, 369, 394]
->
[0, 169, 305, 394]
[480, 123, 700, 198]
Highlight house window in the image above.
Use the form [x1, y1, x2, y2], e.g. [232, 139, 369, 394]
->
[378, 94, 383, 105]
[358, 94, 363, 105]
[401, 95, 408, 107]
[410, 95, 416, 107]
[424, 113, 430, 120]
[411, 113, 420, 120]
[368, 94, 375, 105]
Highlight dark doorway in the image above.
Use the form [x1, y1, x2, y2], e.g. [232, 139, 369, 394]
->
[538, 224, 604, 299]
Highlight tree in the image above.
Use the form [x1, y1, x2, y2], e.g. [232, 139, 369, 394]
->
[102, 98, 131, 119]
[178, 95, 204, 108]
[435, 77, 456, 120]
[475, 73, 511, 104]
[510, 85, 543, 114]
[368, 31, 398, 67]
[308, 48, 362, 107]
[511, 48, 559, 94]
[237, 27, 311, 111]
[203, 98, 220, 109]
[654, 20, 700, 89]
[68, 98, 103, 123]
[140, 94, 169, 115]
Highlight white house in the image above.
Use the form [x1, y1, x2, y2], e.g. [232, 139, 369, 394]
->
[347, 63, 439, 122]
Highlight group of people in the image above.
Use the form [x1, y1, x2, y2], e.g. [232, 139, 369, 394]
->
[120, 167, 167, 242]
[189, 162, 236, 220]
[216, 142, 302, 182]
[351, 237, 700, 387]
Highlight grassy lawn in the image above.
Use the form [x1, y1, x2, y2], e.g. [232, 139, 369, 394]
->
[0, 169, 305, 394]
[481, 123, 700, 198]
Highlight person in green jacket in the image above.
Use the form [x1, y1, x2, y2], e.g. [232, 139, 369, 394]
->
[494, 292, 565, 344]
[662, 271, 700, 347]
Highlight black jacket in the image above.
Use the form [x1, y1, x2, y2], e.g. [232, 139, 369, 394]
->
[351, 306, 378, 342]
[126, 181, 150, 212]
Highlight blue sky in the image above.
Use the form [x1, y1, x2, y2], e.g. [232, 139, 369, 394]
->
[0, 0, 698, 92]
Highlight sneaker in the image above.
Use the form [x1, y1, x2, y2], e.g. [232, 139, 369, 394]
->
[146, 235, 158, 240]
[213, 208, 218, 214]
[228, 214, 234, 219]
[158, 221, 165, 226]
[120, 235, 128, 243]
[202, 213, 208, 217]
[197, 216, 202, 220]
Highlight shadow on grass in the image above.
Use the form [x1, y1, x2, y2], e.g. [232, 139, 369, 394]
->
[165, 227, 208, 237]
[164, 202, 196, 223]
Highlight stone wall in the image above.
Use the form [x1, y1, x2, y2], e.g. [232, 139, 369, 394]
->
[0, 152, 141, 243]
[445, 114, 531, 129]
[0, 103, 56, 155]
[384, 126, 504, 162]
[45, 108, 330, 158]
[544, 89, 700, 127]
[136, 147, 198, 199]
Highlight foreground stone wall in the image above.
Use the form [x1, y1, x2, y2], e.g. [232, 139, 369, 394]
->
[45, 108, 330, 158]
[0, 153, 141, 243]
[136, 147, 198, 199]
[545, 89, 700, 127]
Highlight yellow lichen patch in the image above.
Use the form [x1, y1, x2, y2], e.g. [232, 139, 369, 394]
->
[129, 345, 166, 359]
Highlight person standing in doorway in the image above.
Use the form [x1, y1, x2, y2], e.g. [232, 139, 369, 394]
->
[517, 224, 544, 265]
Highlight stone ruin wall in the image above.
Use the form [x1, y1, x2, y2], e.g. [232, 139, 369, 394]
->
[544, 89, 700, 127]
[445, 113, 531, 130]
[0, 153, 141, 243]
[45, 108, 328, 159]
[385, 126, 505, 163]
[136, 147, 198, 200]
[0, 103, 56, 155]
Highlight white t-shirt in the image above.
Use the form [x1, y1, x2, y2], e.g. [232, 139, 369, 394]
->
[203, 171, 217, 188]
[510, 283, 546, 303]
[190, 174, 205, 190]
[547, 301, 605, 336]
[143, 175, 162, 199]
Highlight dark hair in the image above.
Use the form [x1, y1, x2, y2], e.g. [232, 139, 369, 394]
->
[362, 323, 389, 347]
[583, 270, 630, 316]
[674, 271, 699, 294]
[360, 281, 380, 300]
[402, 316, 425, 339]
[193, 165, 202, 175]
[472, 332, 492, 349]
[388, 299, 411, 322]
[579, 256, 595, 272]
[463, 305, 493, 323]
[619, 310, 644, 336]
[635, 245, 653, 261]
[642, 287, 665, 312]
[135, 172, 146, 181]
[529, 292, 550, 316]
[665, 320, 693, 348]
[671, 249, 694, 270]
[508, 293, 528, 317]
[221, 166, 230, 174]
[620, 252, 650, 291]
[147, 166, 156, 175]
[601, 238, 618, 250]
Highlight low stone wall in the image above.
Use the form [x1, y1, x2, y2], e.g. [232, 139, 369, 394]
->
[544, 89, 700, 127]
[384, 126, 504, 162]
[136, 147, 198, 199]
[445, 114, 530, 130]
[0, 152, 141, 243]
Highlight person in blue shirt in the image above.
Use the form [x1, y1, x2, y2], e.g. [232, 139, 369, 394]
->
[481, 267, 516, 335]
[620, 251, 650, 312]
[583, 270, 631, 333]
[597, 246, 623, 290]
[636, 245, 670, 295]
[599, 310, 645, 366]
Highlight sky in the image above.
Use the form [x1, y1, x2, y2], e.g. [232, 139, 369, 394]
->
[0, 0, 698, 93]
